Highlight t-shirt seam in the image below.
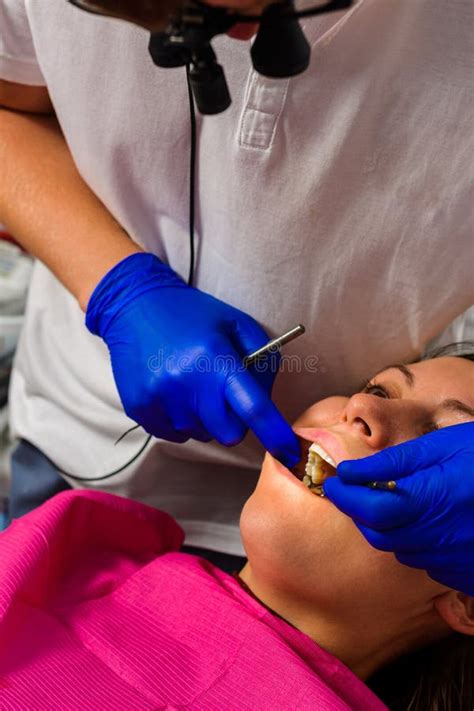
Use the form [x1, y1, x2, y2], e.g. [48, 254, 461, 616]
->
[0, 52, 41, 67]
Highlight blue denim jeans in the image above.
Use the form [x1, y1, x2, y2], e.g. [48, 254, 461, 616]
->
[9, 439, 71, 522]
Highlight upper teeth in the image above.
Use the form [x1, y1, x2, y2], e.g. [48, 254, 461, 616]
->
[303, 442, 336, 491]
[309, 443, 336, 468]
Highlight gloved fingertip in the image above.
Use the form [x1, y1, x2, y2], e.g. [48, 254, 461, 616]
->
[283, 434, 302, 469]
[263, 423, 300, 468]
[322, 475, 340, 499]
[277, 448, 301, 469]
[336, 455, 380, 482]
[337, 458, 364, 474]
[336, 460, 352, 477]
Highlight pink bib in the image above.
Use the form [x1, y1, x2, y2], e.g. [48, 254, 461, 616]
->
[0, 491, 387, 710]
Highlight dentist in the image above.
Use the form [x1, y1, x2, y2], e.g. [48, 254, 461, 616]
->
[0, 0, 473, 590]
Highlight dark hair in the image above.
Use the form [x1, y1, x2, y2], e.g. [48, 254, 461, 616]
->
[422, 340, 474, 363]
[367, 634, 474, 710]
[366, 341, 474, 710]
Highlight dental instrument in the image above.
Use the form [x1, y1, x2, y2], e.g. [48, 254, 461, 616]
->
[243, 324, 305, 367]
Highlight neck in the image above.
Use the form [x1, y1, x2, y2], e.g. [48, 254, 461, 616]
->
[238, 563, 444, 680]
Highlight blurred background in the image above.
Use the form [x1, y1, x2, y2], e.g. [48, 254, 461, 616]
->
[0, 224, 33, 529]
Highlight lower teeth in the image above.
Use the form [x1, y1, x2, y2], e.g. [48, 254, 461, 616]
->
[304, 446, 333, 496]
[304, 472, 326, 497]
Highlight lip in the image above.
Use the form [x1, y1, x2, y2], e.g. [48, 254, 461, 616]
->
[292, 427, 347, 467]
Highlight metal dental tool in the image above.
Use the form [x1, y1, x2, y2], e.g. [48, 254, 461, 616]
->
[243, 324, 305, 367]
[368, 480, 398, 491]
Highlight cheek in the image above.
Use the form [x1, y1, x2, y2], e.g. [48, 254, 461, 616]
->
[293, 397, 348, 428]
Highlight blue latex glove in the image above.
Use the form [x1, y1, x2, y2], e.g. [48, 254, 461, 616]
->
[86, 252, 300, 467]
[324, 423, 474, 595]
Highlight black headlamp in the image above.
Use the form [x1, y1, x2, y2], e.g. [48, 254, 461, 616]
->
[68, 0, 355, 114]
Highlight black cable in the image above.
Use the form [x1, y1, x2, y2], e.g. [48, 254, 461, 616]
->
[186, 63, 197, 287]
[57, 432, 152, 482]
[60, 65, 197, 482]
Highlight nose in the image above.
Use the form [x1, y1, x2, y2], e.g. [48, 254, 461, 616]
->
[340, 393, 392, 451]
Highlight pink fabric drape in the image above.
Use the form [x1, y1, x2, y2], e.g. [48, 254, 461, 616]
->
[0, 490, 387, 709]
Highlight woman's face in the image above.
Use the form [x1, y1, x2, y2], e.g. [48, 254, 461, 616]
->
[240, 357, 474, 616]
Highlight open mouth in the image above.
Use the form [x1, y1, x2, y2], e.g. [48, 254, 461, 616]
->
[292, 437, 337, 497]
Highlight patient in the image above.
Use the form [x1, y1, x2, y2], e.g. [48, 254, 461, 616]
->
[0, 348, 473, 710]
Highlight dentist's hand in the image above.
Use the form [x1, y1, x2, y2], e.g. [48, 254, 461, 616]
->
[86, 253, 300, 467]
[324, 423, 474, 595]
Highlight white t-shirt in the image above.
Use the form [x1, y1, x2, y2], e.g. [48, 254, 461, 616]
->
[1, 0, 473, 554]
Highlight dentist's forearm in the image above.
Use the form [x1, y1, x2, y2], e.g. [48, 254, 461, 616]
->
[0, 108, 142, 310]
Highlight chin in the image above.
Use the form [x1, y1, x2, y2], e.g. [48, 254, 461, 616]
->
[240, 478, 334, 600]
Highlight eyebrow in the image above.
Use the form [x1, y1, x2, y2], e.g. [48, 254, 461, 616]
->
[387, 364, 415, 387]
[440, 399, 474, 418]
